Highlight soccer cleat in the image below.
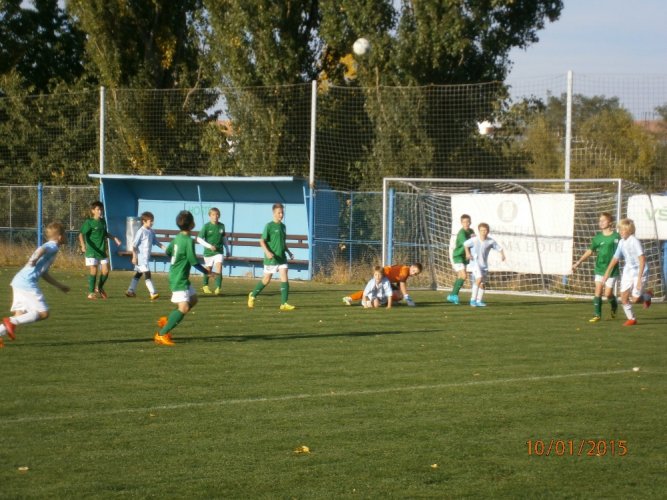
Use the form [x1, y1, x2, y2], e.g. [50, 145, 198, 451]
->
[202, 285, 213, 294]
[125, 290, 136, 298]
[97, 288, 108, 299]
[150, 293, 160, 301]
[157, 316, 168, 329]
[3, 317, 16, 340]
[247, 292, 255, 308]
[153, 332, 175, 346]
[342, 296, 352, 306]
[405, 298, 416, 307]
[589, 316, 601, 323]
[214, 287, 221, 296]
[475, 301, 487, 307]
[87, 292, 97, 300]
[623, 319, 637, 327]
[643, 289, 653, 309]
[470, 300, 478, 307]
[279, 303, 295, 311]
[446, 294, 460, 305]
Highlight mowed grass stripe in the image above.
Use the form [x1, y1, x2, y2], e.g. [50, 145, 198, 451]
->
[7, 369, 633, 424]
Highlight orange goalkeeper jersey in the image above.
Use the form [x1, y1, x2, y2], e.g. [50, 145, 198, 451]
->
[383, 264, 410, 283]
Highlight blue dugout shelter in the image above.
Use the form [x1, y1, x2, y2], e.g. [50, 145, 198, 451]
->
[89, 174, 312, 279]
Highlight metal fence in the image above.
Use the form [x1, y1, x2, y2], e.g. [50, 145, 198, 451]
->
[2, 74, 666, 191]
[0, 185, 98, 250]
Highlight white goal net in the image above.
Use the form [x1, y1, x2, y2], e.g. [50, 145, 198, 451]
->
[382, 178, 665, 299]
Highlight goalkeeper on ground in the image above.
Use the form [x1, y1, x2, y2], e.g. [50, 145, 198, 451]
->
[343, 263, 423, 306]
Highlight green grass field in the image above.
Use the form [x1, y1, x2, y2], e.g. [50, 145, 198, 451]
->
[0, 269, 665, 498]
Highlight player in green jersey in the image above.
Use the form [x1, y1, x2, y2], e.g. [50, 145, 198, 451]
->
[447, 214, 475, 305]
[248, 203, 296, 311]
[78, 201, 121, 299]
[154, 210, 209, 346]
[572, 212, 620, 322]
[196, 207, 231, 295]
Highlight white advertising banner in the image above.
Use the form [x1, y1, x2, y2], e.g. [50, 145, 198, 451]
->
[451, 194, 575, 274]
[626, 195, 667, 240]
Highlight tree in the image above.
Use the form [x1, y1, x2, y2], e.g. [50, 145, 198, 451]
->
[506, 93, 661, 186]
[200, 0, 563, 187]
[67, 0, 219, 175]
[0, 0, 85, 94]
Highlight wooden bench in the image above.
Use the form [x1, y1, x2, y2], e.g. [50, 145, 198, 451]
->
[118, 229, 309, 271]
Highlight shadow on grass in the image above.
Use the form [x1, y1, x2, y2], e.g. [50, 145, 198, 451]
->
[8, 328, 442, 348]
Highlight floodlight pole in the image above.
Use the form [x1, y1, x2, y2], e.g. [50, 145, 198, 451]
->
[99, 86, 105, 177]
[307, 80, 317, 279]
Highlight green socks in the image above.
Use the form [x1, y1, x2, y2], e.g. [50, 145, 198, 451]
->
[452, 278, 465, 295]
[252, 282, 266, 297]
[593, 296, 602, 317]
[98, 273, 108, 290]
[87, 275, 96, 293]
[281, 282, 289, 304]
[160, 310, 185, 335]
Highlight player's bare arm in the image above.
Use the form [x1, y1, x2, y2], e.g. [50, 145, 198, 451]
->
[42, 272, 69, 293]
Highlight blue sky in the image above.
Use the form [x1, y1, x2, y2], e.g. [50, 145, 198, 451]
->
[506, 0, 667, 117]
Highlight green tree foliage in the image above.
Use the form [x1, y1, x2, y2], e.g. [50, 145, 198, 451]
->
[506, 93, 661, 186]
[200, 0, 562, 187]
[68, 0, 219, 175]
[0, 0, 85, 94]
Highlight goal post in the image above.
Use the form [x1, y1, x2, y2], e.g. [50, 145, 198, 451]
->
[382, 178, 664, 298]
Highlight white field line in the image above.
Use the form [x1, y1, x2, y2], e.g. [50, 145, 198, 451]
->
[8, 369, 634, 424]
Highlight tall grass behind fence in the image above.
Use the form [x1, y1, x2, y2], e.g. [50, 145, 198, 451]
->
[0, 185, 97, 257]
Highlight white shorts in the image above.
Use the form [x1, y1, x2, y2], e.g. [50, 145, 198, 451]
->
[620, 273, 647, 298]
[452, 262, 470, 273]
[263, 263, 288, 275]
[470, 264, 488, 282]
[85, 257, 109, 267]
[11, 286, 48, 314]
[364, 295, 388, 306]
[204, 254, 224, 267]
[171, 286, 196, 304]
[134, 264, 150, 273]
[594, 274, 617, 289]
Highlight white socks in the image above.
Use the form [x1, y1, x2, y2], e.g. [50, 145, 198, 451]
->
[623, 303, 634, 320]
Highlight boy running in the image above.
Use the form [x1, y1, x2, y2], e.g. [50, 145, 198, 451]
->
[464, 222, 505, 307]
[196, 207, 231, 295]
[248, 203, 296, 310]
[79, 200, 121, 299]
[447, 214, 475, 304]
[126, 211, 164, 299]
[154, 211, 209, 346]
[0, 222, 69, 347]
[602, 218, 652, 326]
[572, 212, 620, 322]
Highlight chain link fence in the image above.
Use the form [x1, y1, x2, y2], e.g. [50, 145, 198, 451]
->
[0, 185, 98, 251]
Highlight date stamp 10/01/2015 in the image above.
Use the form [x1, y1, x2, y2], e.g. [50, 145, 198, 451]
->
[527, 439, 628, 457]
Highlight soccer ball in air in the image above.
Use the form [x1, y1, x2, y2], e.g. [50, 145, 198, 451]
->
[353, 38, 370, 56]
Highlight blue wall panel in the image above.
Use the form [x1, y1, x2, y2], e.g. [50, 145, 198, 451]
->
[94, 175, 311, 280]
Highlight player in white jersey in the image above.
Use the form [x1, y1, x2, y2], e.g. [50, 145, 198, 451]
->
[464, 223, 506, 307]
[126, 212, 165, 299]
[602, 218, 652, 326]
[0, 222, 70, 347]
[361, 266, 395, 308]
